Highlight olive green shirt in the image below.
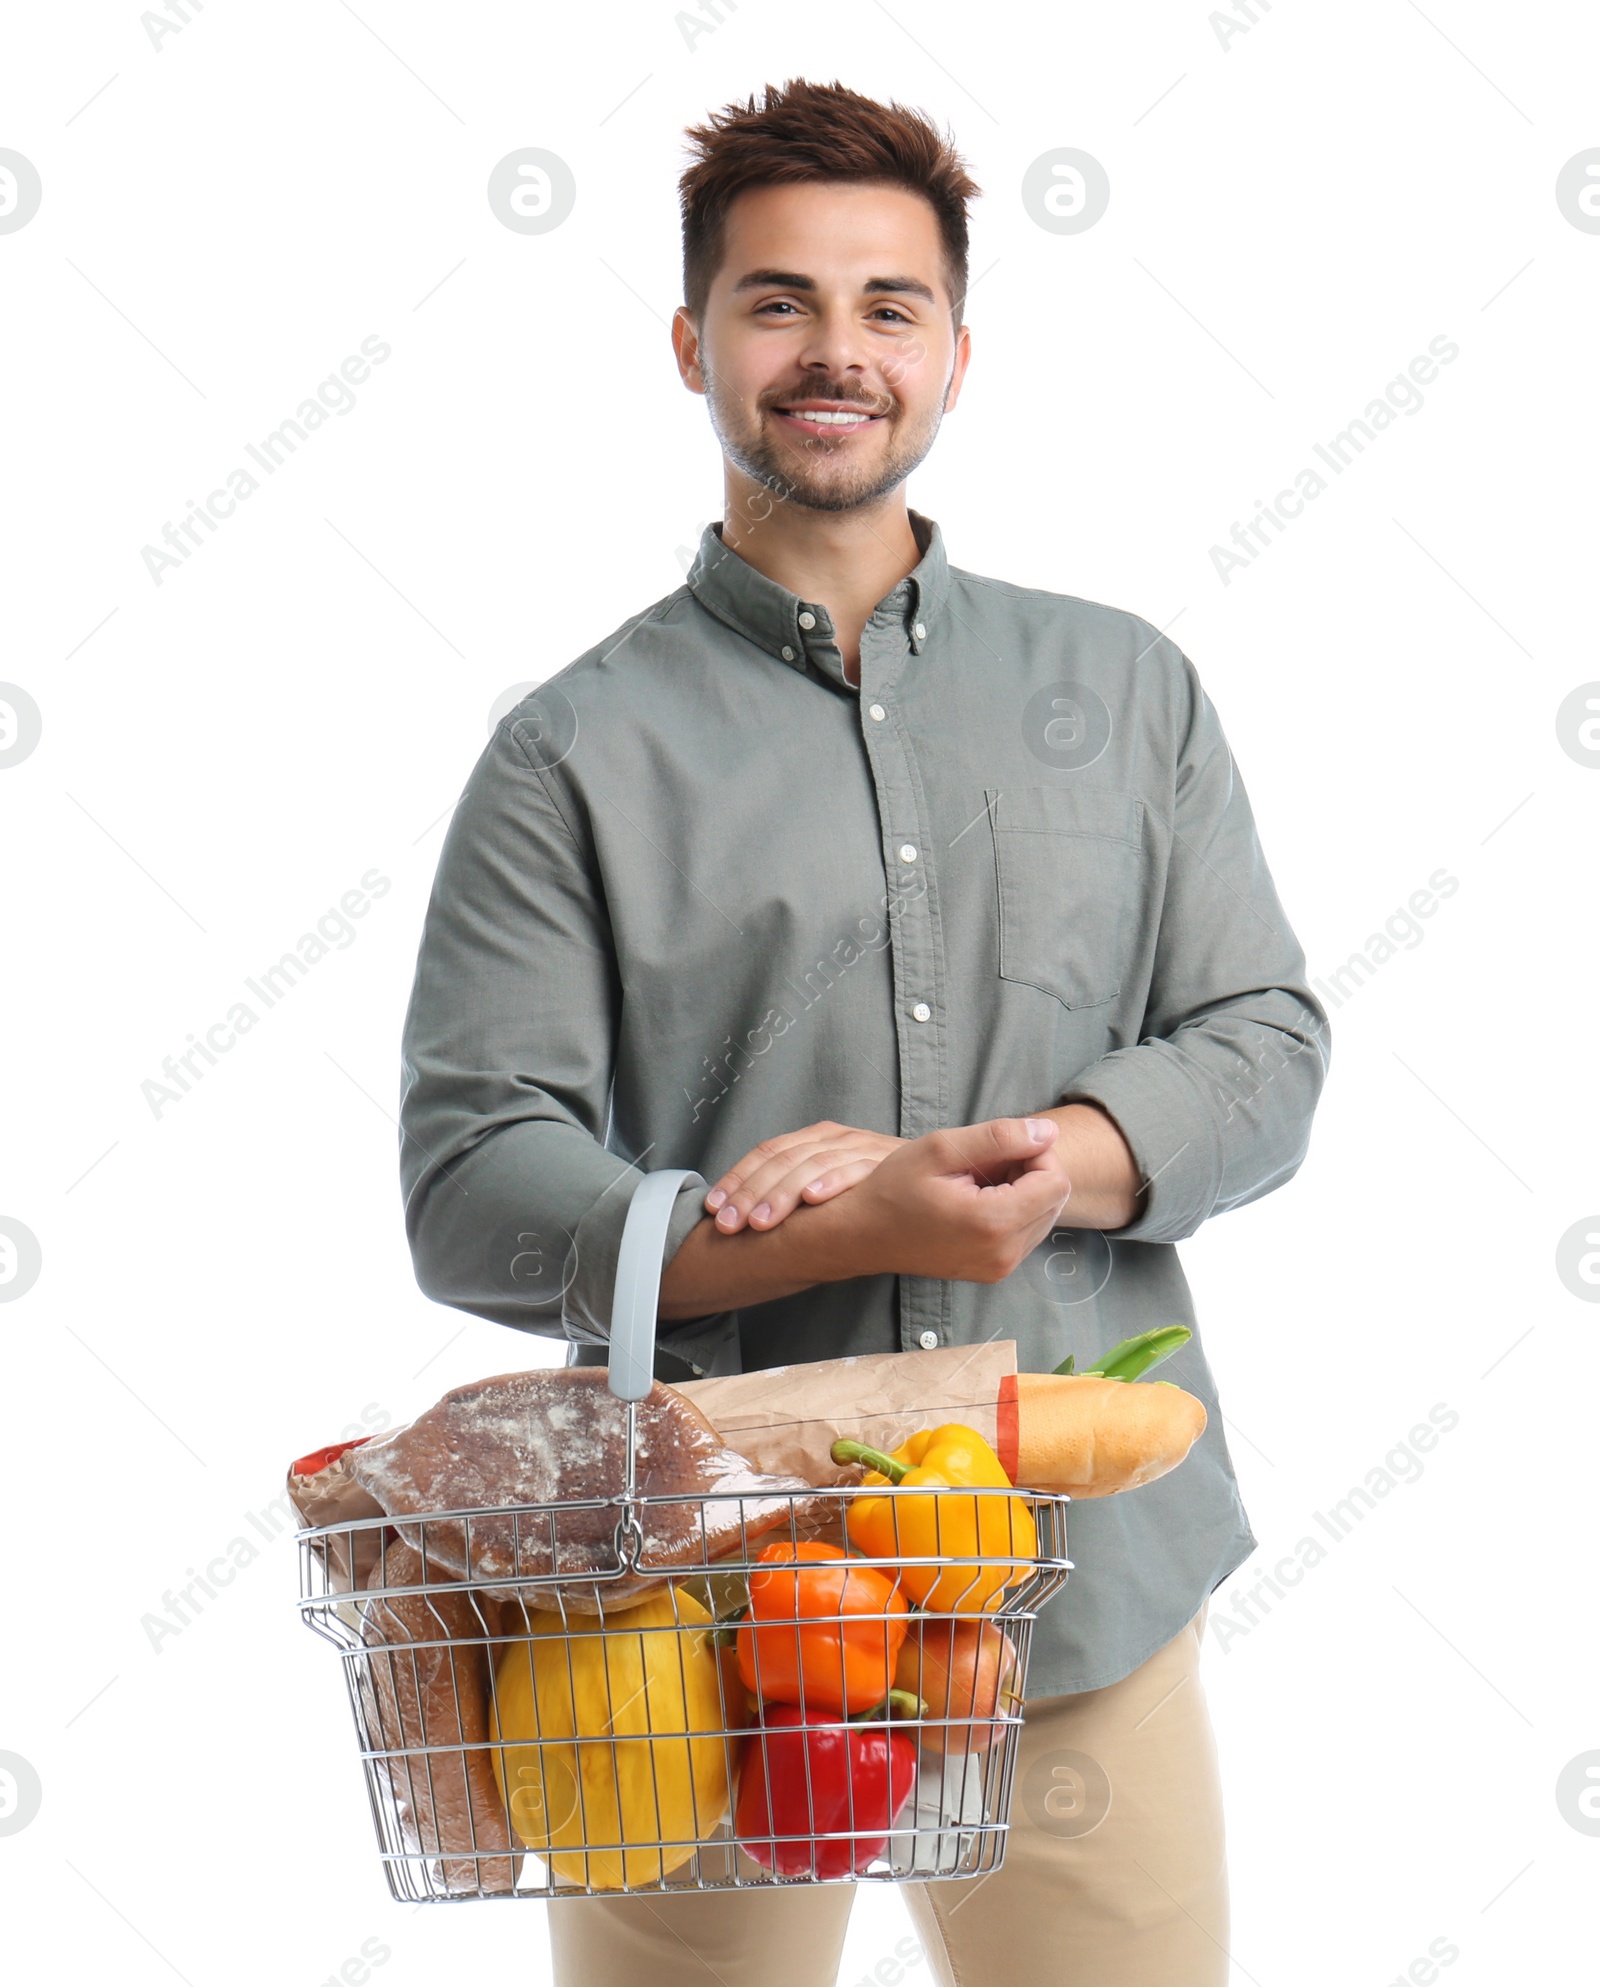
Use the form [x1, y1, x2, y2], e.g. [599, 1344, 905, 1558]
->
[399, 509, 1331, 1694]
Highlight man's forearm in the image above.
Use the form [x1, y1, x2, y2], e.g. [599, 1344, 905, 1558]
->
[658, 1195, 861, 1319]
[1038, 1102, 1147, 1230]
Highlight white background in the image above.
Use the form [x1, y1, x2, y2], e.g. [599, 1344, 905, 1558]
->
[2, 3, 1597, 1982]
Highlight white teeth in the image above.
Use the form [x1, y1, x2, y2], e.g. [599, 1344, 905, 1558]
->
[782, 408, 875, 424]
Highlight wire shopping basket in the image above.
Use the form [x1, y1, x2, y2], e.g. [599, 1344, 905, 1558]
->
[297, 1170, 1074, 1901]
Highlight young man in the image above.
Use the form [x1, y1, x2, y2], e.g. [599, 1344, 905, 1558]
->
[399, 77, 1329, 1987]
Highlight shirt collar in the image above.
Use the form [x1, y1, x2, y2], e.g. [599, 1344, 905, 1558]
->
[685, 508, 951, 676]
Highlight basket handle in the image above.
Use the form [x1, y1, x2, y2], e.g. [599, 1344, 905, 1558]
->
[606, 1169, 696, 1402]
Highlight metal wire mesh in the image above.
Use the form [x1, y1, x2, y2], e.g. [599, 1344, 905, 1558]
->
[298, 1480, 1072, 1901]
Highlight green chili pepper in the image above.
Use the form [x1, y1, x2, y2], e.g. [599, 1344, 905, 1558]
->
[1052, 1325, 1191, 1382]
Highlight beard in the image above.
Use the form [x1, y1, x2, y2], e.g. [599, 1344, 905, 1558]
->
[704, 369, 952, 515]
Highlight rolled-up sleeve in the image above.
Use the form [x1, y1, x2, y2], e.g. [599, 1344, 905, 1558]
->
[398, 717, 716, 1361]
[1059, 645, 1331, 1243]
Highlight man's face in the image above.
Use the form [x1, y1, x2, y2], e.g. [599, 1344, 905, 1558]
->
[675, 180, 970, 514]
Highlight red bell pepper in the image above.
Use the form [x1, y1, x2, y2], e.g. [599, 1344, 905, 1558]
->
[734, 1691, 921, 1878]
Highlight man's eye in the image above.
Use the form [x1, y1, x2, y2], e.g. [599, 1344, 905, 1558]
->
[754, 301, 913, 323]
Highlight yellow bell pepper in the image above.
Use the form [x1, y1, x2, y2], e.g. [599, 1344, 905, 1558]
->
[489, 1586, 730, 1889]
[832, 1423, 1039, 1615]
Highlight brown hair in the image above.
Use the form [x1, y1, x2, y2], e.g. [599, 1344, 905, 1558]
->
[678, 78, 981, 330]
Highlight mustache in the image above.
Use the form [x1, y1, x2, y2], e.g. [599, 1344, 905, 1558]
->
[766, 389, 893, 414]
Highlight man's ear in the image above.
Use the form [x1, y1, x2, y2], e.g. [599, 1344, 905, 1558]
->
[671, 306, 708, 397]
[945, 321, 972, 413]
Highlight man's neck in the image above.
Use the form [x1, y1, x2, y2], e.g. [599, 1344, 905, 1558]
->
[718, 491, 924, 688]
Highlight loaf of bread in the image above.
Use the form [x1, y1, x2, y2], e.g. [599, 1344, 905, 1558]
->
[349, 1368, 821, 1612]
[359, 1540, 518, 1894]
[1013, 1374, 1207, 1496]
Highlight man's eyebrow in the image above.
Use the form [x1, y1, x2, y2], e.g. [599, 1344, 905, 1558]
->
[730, 267, 938, 305]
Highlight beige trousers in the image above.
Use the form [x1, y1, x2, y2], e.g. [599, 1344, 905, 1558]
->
[546, 1599, 1227, 1987]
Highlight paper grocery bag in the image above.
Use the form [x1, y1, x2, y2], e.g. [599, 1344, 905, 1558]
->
[287, 1440, 387, 1598]
[678, 1339, 1020, 1486]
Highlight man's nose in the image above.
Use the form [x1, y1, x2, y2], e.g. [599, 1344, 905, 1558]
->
[792, 308, 877, 383]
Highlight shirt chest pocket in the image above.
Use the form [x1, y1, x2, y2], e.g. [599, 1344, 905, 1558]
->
[987, 786, 1144, 1009]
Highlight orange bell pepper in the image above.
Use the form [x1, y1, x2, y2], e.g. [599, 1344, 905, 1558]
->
[735, 1541, 909, 1714]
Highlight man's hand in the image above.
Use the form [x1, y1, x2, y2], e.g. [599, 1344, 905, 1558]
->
[703, 1120, 906, 1233]
[662, 1115, 1075, 1317]
[831, 1116, 1072, 1282]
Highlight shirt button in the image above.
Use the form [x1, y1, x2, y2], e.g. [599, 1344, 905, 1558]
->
[914, 622, 927, 641]
[898, 844, 918, 863]
[918, 1330, 939, 1350]
[868, 703, 886, 722]
[798, 611, 816, 630]
[781, 645, 795, 661]
[911, 1002, 931, 1022]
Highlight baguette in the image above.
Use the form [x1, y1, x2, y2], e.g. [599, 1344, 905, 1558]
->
[1013, 1373, 1207, 1497]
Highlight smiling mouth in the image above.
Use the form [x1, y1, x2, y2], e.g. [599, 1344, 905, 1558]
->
[770, 403, 888, 435]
